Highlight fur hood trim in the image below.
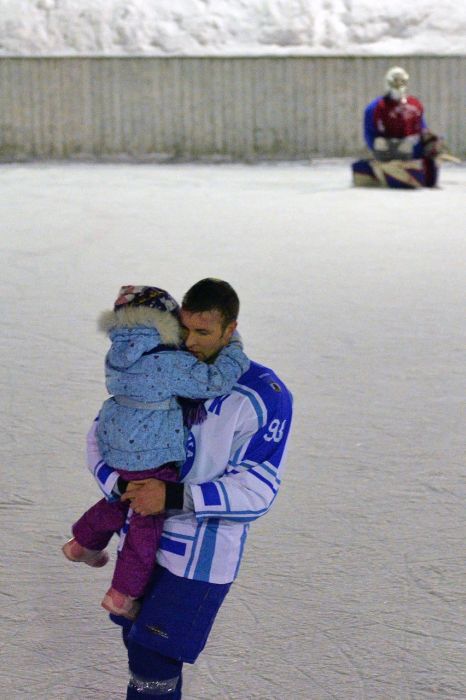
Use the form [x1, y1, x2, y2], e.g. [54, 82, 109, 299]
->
[98, 307, 182, 346]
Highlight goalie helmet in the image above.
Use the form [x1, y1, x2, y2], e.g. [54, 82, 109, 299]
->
[385, 66, 409, 101]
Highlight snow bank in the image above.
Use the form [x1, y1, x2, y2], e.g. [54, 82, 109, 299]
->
[0, 0, 465, 57]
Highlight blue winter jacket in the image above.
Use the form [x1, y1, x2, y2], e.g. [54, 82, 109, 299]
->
[96, 325, 250, 471]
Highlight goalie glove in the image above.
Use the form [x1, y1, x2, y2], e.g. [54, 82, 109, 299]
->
[422, 131, 443, 158]
[374, 137, 389, 151]
[375, 136, 420, 161]
[396, 135, 421, 158]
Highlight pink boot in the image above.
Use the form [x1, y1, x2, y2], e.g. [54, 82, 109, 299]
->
[62, 537, 109, 568]
[101, 587, 141, 620]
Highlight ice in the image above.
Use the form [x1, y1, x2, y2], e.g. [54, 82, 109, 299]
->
[1, 160, 465, 698]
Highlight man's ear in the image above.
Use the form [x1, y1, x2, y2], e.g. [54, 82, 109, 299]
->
[223, 320, 237, 343]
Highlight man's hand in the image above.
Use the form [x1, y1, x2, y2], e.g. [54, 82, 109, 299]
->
[121, 478, 166, 516]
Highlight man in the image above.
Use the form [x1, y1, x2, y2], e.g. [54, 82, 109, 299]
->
[87, 278, 293, 699]
[364, 66, 427, 162]
[352, 66, 441, 188]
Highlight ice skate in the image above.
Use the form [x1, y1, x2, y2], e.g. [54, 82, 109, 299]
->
[62, 537, 109, 568]
[101, 587, 140, 620]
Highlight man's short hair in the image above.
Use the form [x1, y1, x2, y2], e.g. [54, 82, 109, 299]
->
[182, 278, 239, 328]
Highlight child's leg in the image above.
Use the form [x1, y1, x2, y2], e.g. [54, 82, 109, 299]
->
[72, 498, 129, 551]
[106, 463, 177, 597]
[110, 512, 166, 598]
[100, 464, 177, 618]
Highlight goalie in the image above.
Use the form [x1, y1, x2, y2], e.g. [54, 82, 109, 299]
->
[352, 66, 442, 189]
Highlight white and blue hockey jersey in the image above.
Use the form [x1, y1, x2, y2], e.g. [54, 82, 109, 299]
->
[87, 360, 293, 584]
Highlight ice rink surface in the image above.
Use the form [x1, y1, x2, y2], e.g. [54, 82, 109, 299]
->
[1, 160, 465, 699]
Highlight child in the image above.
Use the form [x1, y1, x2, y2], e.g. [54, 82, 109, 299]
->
[62, 285, 249, 619]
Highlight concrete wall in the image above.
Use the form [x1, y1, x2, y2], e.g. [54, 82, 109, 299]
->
[0, 56, 464, 161]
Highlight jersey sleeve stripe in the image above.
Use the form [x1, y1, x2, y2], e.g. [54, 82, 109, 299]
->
[233, 525, 249, 579]
[231, 446, 244, 466]
[193, 521, 219, 580]
[234, 386, 267, 428]
[94, 460, 113, 480]
[243, 459, 279, 478]
[161, 531, 196, 542]
[200, 482, 221, 506]
[248, 469, 278, 494]
[183, 526, 203, 578]
[159, 536, 187, 556]
[218, 482, 231, 512]
[197, 506, 269, 518]
[94, 461, 119, 499]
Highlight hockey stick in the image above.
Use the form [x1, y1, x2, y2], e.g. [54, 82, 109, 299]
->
[437, 152, 462, 164]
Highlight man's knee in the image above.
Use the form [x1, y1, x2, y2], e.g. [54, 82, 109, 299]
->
[127, 640, 182, 698]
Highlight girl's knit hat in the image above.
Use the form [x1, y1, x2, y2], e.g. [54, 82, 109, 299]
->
[99, 285, 182, 346]
[114, 285, 179, 315]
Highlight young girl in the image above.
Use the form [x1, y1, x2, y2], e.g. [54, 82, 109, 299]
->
[62, 285, 249, 619]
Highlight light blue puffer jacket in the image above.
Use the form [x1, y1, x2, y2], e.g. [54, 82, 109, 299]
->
[96, 321, 249, 471]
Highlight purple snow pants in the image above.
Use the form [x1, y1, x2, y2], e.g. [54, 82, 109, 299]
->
[72, 465, 177, 598]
